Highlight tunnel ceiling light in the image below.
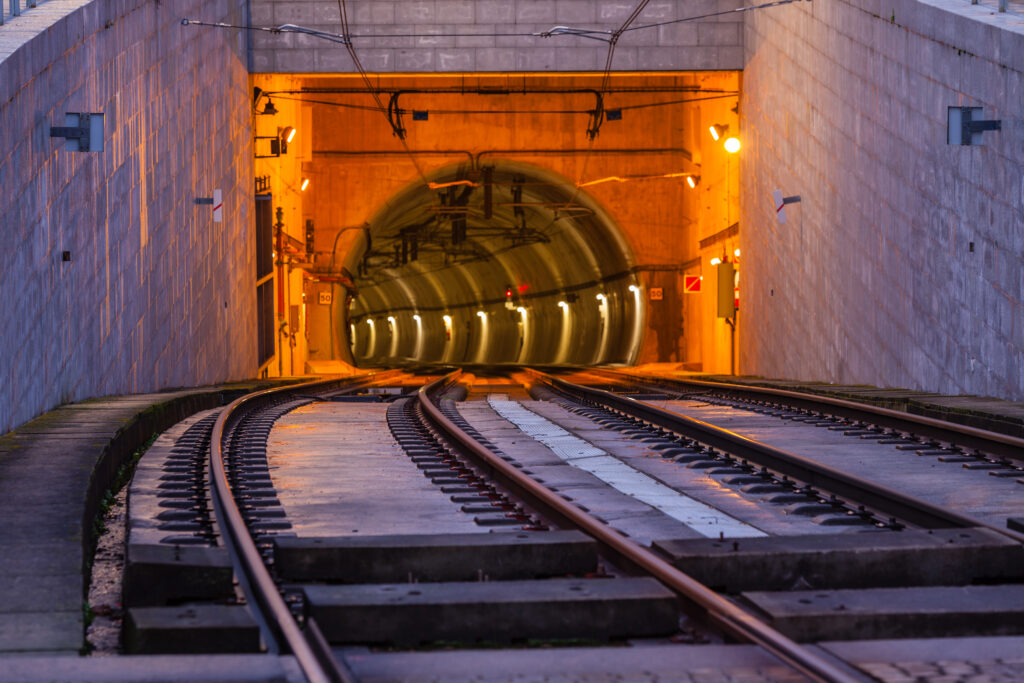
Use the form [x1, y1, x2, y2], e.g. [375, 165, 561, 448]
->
[558, 301, 568, 309]
[709, 124, 728, 141]
[443, 315, 452, 324]
[300, 177, 310, 191]
[517, 306, 527, 315]
[477, 311, 487, 319]
[366, 318, 374, 325]
[387, 316, 396, 324]
[596, 293, 606, 302]
[413, 314, 421, 322]
[629, 285, 640, 293]
[724, 137, 741, 153]
[710, 257, 722, 266]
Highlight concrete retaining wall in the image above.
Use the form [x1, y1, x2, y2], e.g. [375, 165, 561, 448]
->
[249, 0, 746, 72]
[0, 0, 256, 434]
[740, 0, 1024, 399]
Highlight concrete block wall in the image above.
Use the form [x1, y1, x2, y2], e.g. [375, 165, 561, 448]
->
[249, 0, 746, 72]
[740, 0, 1024, 399]
[0, 0, 255, 434]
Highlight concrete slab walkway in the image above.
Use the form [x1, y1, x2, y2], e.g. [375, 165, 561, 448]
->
[0, 385, 266, 655]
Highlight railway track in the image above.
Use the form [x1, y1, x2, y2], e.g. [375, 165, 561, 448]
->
[112, 366, 1024, 682]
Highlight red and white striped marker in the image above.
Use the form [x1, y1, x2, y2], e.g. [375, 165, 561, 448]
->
[213, 189, 223, 223]
[772, 190, 801, 223]
[773, 189, 787, 224]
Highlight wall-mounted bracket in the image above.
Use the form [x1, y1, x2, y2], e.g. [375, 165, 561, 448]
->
[50, 113, 104, 152]
[948, 106, 1001, 146]
[194, 190, 223, 222]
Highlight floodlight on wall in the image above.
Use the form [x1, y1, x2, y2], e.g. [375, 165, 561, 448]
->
[283, 126, 297, 144]
[300, 178, 310, 191]
[947, 106, 1001, 146]
[50, 113, 104, 152]
[710, 257, 723, 266]
[709, 124, 727, 141]
[686, 175, 700, 189]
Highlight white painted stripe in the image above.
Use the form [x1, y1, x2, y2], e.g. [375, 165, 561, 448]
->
[488, 396, 766, 539]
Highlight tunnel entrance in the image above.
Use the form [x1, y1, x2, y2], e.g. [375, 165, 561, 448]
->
[251, 72, 741, 376]
[347, 162, 641, 366]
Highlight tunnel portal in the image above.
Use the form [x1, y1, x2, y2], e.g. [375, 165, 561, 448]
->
[254, 72, 741, 376]
[347, 162, 642, 366]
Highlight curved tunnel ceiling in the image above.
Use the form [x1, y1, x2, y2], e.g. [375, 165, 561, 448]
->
[344, 161, 644, 367]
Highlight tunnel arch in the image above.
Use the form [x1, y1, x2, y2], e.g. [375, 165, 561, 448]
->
[344, 161, 643, 367]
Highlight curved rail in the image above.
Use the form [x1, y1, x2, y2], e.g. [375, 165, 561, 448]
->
[530, 369, 1020, 538]
[209, 371, 401, 683]
[596, 369, 1024, 465]
[417, 370, 857, 683]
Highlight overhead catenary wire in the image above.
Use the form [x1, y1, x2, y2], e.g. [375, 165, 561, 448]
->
[264, 91, 741, 117]
[182, 0, 808, 43]
[334, 0, 432, 188]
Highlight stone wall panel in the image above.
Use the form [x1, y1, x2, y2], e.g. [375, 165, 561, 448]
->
[0, 0, 254, 433]
[250, 0, 748, 72]
[742, 0, 1024, 399]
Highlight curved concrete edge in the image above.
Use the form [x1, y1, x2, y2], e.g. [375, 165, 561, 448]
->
[0, 653, 303, 682]
[0, 1, 99, 104]
[0, 381, 285, 654]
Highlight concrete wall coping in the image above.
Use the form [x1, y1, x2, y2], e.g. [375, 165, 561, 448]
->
[873, 0, 1024, 71]
[0, 1, 93, 103]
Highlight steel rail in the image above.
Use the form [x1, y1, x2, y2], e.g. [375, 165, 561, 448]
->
[209, 370, 402, 683]
[531, 369, 1004, 534]
[417, 371, 858, 683]
[596, 369, 1024, 465]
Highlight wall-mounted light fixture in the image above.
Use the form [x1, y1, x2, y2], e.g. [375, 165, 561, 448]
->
[256, 126, 297, 158]
[254, 87, 278, 116]
[686, 175, 700, 189]
[50, 113, 104, 152]
[710, 123, 741, 153]
[275, 126, 296, 155]
[300, 178, 310, 191]
[947, 106, 1001, 146]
